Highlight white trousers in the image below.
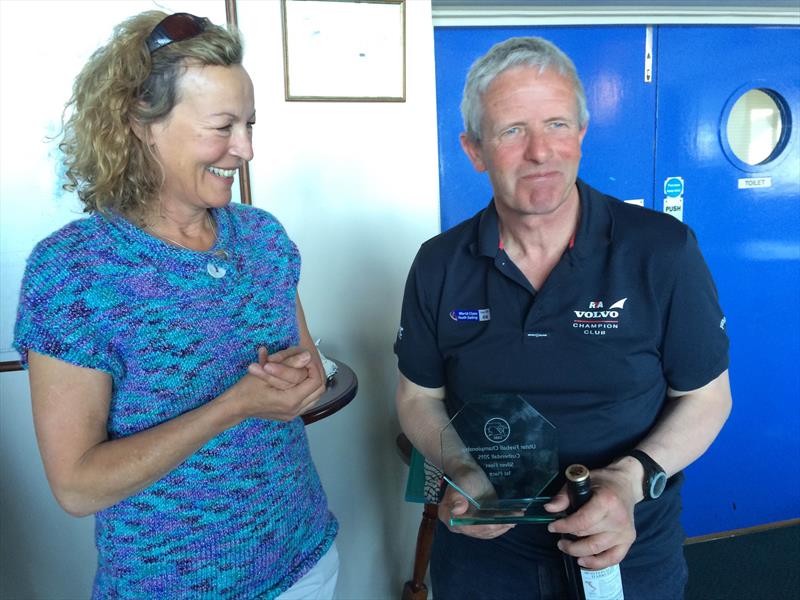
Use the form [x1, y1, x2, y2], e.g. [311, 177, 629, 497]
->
[275, 543, 339, 600]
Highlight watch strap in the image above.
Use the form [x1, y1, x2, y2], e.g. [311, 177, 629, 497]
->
[625, 449, 667, 500]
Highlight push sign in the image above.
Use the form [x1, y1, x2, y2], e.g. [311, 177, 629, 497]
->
[663, 176, 684, 222]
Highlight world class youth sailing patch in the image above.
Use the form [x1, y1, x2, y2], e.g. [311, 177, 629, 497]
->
[450, 309, 491, 322]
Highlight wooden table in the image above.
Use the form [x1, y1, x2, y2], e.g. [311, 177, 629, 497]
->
[301, 359, 358, 425]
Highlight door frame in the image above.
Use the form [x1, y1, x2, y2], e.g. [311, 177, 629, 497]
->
[432, 1, 799, 27]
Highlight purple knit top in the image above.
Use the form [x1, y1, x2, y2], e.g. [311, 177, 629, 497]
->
[14, 203, 337, 598]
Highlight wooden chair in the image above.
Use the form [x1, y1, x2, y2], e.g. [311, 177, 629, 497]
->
[396, 433, 442, 600]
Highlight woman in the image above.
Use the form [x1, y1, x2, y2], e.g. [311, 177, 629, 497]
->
[14, 11, 338, 599]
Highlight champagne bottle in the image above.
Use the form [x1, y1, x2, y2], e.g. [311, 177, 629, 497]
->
[562, 464, 625, 600]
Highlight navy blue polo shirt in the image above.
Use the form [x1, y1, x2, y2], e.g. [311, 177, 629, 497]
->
[395, 179, 729, 564]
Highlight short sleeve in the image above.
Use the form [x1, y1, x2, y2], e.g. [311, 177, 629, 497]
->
[13, 239, 115, 374]
[283, 234, 301, 288]
[239, 206, 301, 288]
[267, 215, 301, 288]
[394, 251, 446, 388]
[660, 228, 729, 391]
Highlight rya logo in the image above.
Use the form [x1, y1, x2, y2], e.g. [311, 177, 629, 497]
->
[573, 297, 627, 319]
[572, 298, 627, 336]
[484, 417, 510, 443]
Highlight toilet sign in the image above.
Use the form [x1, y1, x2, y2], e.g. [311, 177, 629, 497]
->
[663, 176, 684, 222]
[664, 176, 684, 198]
[738, 177, 772, 189]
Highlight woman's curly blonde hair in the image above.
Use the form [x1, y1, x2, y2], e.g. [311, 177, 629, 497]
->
[59, 11, 243, 223]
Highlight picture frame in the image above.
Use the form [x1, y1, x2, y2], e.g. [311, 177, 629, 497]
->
[281, 0, 406, 102]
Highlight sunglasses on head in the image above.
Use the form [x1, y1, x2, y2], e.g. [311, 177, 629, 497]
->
[146, 13, 208, 54]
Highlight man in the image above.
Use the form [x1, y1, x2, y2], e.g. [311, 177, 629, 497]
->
[394, 37, 731, 599]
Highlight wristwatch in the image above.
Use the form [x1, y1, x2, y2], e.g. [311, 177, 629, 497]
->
[625, 449, 668, 501]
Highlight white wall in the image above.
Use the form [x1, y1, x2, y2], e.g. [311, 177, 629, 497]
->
[238, 0, 441, 597]
[0, 0, 440, 598]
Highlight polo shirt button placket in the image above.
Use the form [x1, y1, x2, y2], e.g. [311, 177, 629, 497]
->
[524, 305, 544, 341]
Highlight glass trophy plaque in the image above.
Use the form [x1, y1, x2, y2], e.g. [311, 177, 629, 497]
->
[441, 394, 561, 526]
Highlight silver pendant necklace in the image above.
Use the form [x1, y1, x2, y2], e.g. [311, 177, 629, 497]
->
[146, 211, 215, 250]
[145, 211, 229, 278]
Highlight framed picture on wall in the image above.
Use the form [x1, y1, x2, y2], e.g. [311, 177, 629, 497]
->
[281, 0, 406, 101]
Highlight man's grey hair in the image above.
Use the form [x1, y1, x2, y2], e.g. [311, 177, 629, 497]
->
[461, 36, 590, 142]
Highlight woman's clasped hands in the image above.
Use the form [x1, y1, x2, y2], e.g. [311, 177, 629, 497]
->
[231, 346, 326, 422]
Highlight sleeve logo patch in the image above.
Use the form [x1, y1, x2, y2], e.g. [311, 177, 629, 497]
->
[450, 309, 491, 322]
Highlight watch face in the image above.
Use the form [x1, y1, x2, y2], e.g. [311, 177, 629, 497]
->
[650, 472, 668, 499]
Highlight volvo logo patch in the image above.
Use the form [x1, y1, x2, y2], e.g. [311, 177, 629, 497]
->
[572, 298, 627, 336]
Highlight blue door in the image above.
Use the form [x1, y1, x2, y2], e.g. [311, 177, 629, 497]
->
[434, 24, 800, 537]
[655, 26, 800, 535]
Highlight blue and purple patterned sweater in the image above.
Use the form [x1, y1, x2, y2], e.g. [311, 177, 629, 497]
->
[14, 203, 337, 598]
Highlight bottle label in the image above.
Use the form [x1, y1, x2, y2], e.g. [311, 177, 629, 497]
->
[581, 564, 624, 600]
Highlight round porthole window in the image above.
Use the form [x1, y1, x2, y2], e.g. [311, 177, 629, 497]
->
[725, 88, 789, 165]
